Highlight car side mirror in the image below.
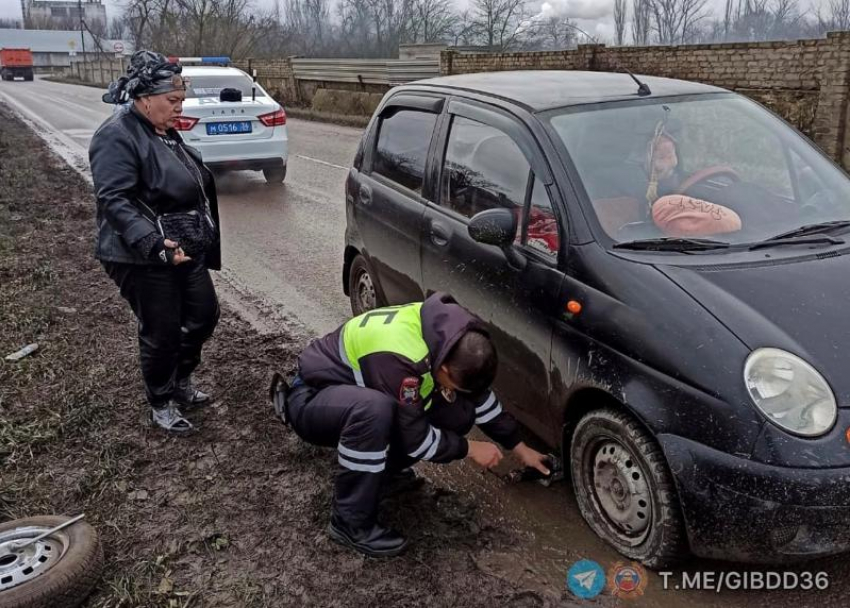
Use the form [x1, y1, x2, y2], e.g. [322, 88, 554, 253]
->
[468, 208, 527, 270]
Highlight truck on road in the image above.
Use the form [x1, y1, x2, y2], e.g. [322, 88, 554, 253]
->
[1, 48, 34, 81]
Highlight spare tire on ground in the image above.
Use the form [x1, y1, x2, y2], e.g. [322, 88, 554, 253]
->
[0, 516, 102, 608]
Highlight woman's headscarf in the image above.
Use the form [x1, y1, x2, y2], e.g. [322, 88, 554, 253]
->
[102, 50, 184, 104]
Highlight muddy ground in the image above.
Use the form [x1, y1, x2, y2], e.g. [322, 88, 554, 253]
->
[0, 105, 565, 607]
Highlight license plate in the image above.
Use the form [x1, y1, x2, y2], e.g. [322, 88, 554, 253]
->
[206, 121, 252, 135]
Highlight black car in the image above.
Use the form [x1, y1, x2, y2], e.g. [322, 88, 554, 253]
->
[342, 70, 850, 567]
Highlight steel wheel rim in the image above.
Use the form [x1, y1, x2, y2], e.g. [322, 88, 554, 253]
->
[0, 526, 69, 591]
[584, 438, 653, 545]
[356, 269, 376, 311]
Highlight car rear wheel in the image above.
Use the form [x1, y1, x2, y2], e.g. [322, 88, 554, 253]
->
[348, 254, 385, 316]
[570, 407, 688, 569]
[0, 516, 103, 608]
[263, 165, 287, 184]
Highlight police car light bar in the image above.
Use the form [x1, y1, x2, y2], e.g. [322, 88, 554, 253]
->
[168, 56, 231, 65]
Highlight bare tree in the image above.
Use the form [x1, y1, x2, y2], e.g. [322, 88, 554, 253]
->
[0, 18, 22, 29]
[109, 18, 128, 40]
[469, 0, 528, 50]
[614, 0, 628, 45]
[648, 0, 709, 44]
[284, 0, 333, 55]
[448, 9, 476, 45]
[410, 0, 457, 43]
[632, 0, 652, 44]
[817, 0, 850, 32]
[705, 0, 803, 42]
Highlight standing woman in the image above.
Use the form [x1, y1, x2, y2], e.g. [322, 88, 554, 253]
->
[89, 51, 221, 433]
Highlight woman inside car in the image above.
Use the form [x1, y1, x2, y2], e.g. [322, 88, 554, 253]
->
[89, 50, 221, 434]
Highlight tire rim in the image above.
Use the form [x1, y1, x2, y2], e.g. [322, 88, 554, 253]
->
[0, 526, 68, 591]
[355, 269, 377, 311]
[585, 439, 652, 545]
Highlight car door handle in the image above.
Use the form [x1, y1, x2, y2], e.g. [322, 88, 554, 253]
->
[359, 184, 372, 205]
[430, 221, 450, 247]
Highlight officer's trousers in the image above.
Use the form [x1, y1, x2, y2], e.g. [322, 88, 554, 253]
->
[287, 383, 476, 529]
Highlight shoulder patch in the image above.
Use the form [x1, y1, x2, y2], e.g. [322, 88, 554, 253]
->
[399, 376, 421, 406]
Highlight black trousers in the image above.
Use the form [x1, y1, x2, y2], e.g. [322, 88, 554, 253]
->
[103, 261, 219, 407]
[287, 383, 476, 529]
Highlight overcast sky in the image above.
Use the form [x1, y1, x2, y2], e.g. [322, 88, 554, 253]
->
[0, 0, 826, 43]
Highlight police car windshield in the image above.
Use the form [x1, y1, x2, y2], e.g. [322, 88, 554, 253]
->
[186, 75, 261, 99]
[546, 94, 850, 246]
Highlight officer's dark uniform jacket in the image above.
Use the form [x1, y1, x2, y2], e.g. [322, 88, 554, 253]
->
[298, 292, 522, 464]
[89, 105, 222, 269]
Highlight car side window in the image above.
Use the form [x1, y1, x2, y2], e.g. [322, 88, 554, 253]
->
[523, 177, 560, 259]
[441, 116, 531, 238]
[372, 110, 438, 194]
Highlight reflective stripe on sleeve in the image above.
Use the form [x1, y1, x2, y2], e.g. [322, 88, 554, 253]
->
[476, 401, 503, 425]
[338, 332, 365, 387]
[475, 392, 497, 414]
[408, 426, 440, 460]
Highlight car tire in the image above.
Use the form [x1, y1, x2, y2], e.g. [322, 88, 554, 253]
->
[348, 254, 385, 316]
[570, 407, 688, 569]
[0, 516, 103, 608]
[263, 165, 287, 184]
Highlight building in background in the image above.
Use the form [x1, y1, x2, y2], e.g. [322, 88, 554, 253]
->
[0, 28, 131, 71]
[24, 0, 107, 32]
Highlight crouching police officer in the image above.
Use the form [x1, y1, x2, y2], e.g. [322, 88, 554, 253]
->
[274, 292, 550, 557]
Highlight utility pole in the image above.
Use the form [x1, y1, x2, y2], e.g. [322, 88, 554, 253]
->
[78, 0, 86, 58]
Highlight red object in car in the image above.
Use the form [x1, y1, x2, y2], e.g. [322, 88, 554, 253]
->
[173, 116, 199, 131]
[259, 109, 287, 127]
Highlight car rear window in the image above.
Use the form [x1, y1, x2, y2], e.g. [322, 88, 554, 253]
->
[185, 75, 263, 99]
[372, 110, 438, 193]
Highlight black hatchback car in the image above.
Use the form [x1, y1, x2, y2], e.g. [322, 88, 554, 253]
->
[341, 71, 850, 567]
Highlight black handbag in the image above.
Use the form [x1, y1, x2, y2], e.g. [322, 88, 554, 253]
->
[156, 208, 216, 259]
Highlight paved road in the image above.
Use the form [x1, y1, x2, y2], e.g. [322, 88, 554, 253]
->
[2, 77, 847, 607]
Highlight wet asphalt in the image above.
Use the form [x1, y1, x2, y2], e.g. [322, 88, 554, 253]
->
[1, 76, 847, 606]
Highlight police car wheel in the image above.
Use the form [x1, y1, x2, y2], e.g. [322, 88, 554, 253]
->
[349, 254, 385, 316]
[570, 407, 688, 569]
[263, 165, 287, 184]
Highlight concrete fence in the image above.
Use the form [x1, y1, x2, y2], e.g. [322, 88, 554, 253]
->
[232, 57, 439, 107]
[63, 57, 127, 87]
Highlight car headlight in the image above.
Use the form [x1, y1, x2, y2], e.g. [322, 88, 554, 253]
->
[744, 348, 837, 437]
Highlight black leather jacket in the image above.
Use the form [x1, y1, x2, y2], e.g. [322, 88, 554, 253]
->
[89, 105, 221, 270]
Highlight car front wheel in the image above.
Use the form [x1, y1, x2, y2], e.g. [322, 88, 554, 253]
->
[348, 254, 385, 316]
[570, 407, 688, 569]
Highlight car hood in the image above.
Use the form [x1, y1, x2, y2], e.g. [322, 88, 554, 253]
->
[657, 251, 850, 406]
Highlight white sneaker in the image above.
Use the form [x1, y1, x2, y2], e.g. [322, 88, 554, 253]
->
[150, 402, 195, 434]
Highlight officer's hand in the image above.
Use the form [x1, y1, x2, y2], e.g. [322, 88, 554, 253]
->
[467, 440, 503, 469]
[513, 442, 550, 476]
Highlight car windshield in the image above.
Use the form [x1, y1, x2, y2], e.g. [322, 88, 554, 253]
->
[185, 75, 265, 99]
[547, 94, 850, 247]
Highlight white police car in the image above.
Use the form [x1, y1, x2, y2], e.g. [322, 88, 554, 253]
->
[174, 58, 288, 183]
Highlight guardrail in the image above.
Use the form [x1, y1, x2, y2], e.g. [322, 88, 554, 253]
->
[290, 58, 439, 85]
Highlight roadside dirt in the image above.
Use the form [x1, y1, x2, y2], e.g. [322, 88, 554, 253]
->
[0, 104, 572, 607]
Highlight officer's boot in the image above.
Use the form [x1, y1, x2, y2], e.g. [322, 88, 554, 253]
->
[328, 514, 408, 557]
[381, 467, 426, 499]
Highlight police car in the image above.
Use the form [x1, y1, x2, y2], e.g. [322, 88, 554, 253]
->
[173, 58, 288, 183]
